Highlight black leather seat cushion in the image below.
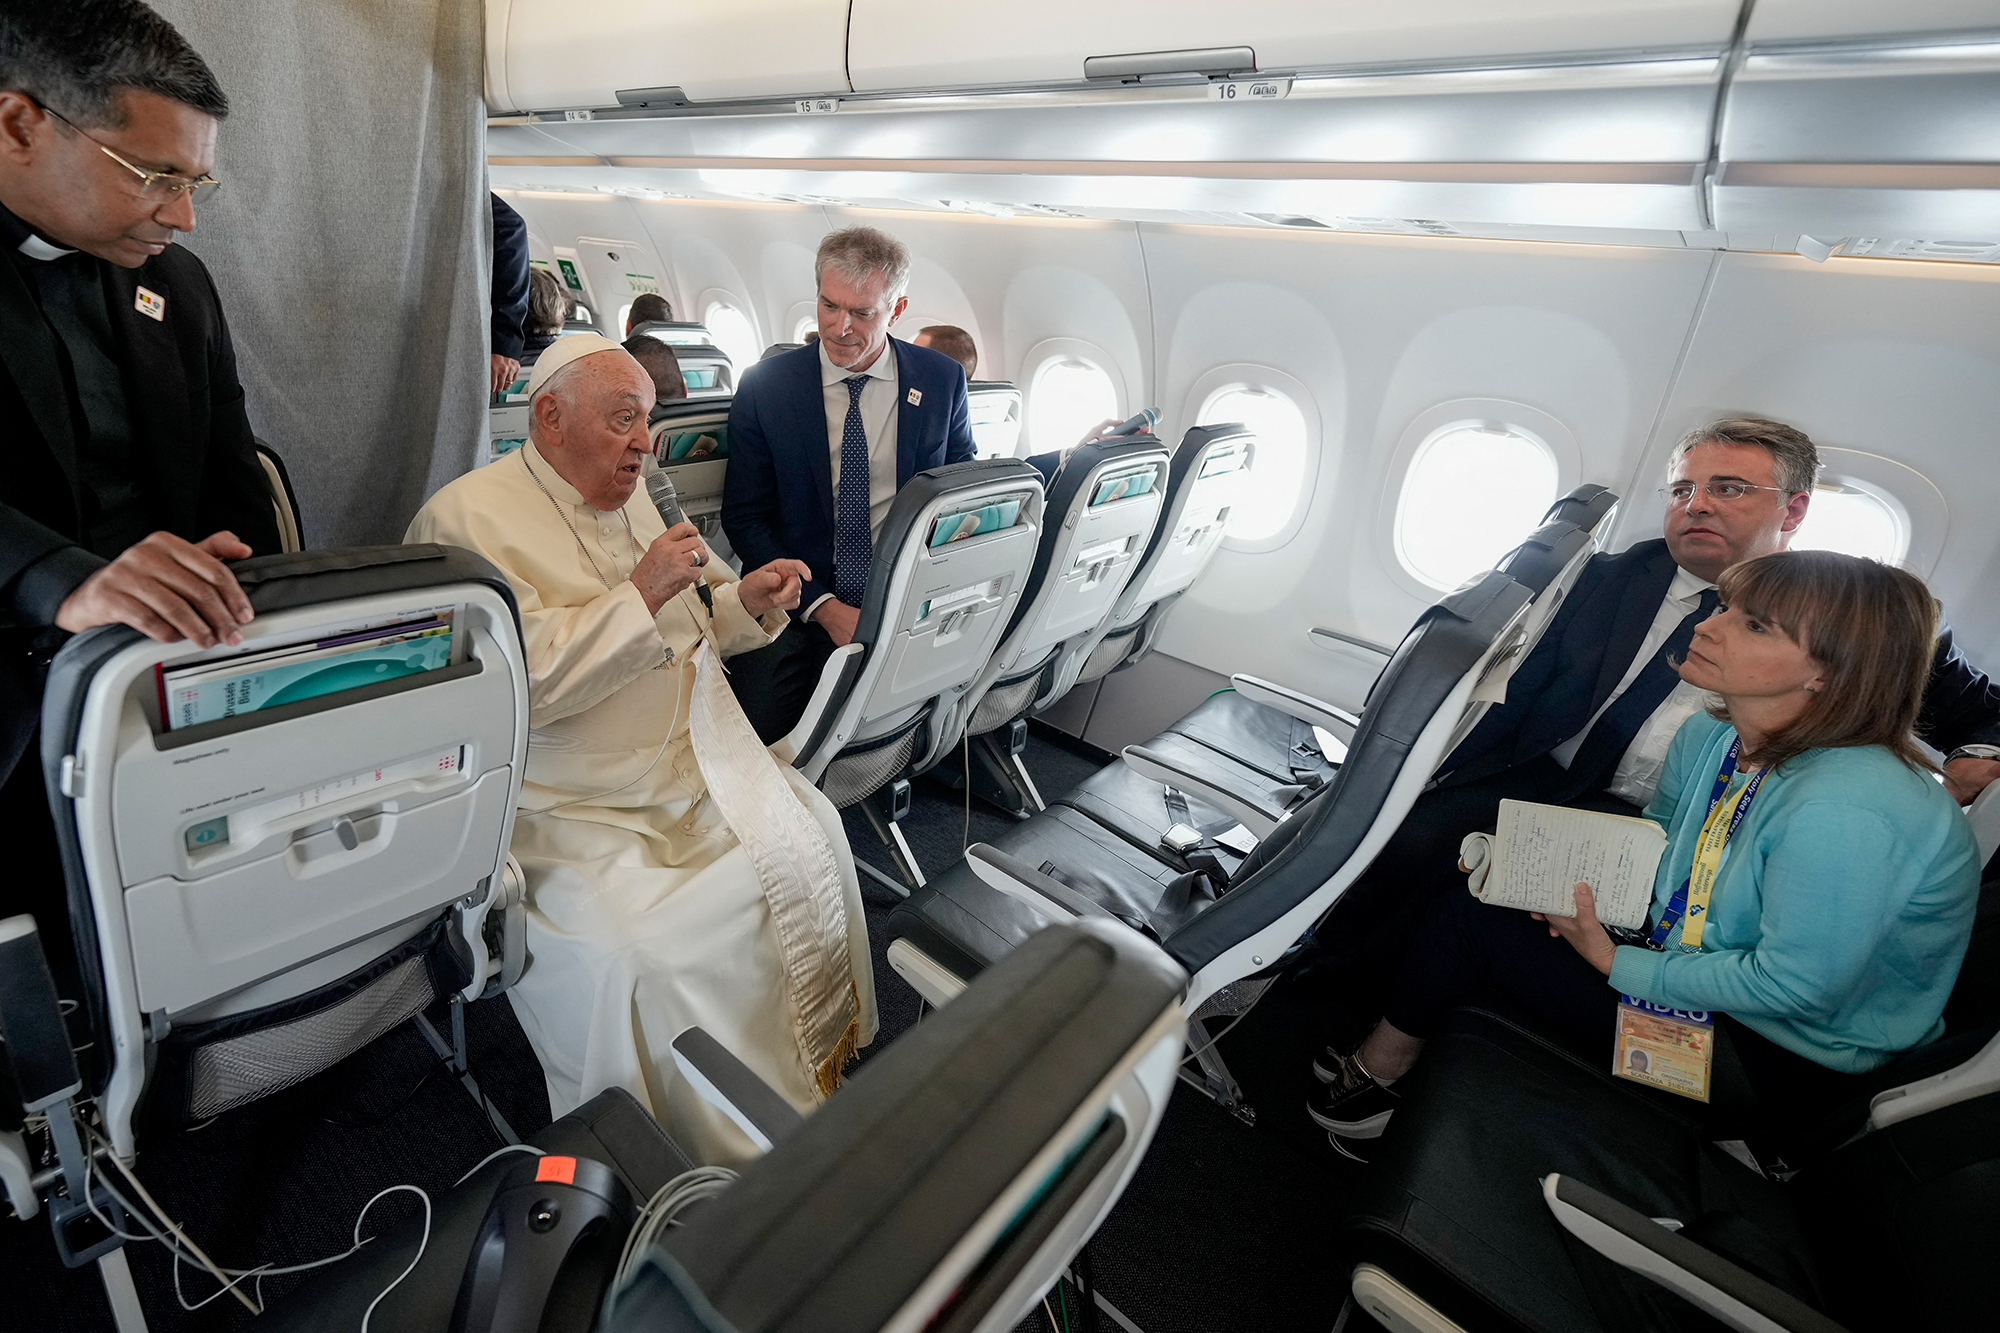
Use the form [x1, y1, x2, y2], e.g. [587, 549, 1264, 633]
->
[264, 1088, 691, 1333]
[888, 807, 1199, 981]
[1123, 728, 1309, 821]
[1060, 757, 1250, 880]
[1165, 688, 1340, 788]
[1344, 1001, 2000, 1333]
[1340, 1006, 1805, 1333]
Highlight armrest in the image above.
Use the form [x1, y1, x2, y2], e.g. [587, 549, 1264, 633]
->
[0, 1130, 34, 1222]
[457, 854, 528, 1002]
[965, 844, 1124, 924]
[1230, 674, 1358, 747]
[1869, 1027, 2000, 1129]
[1541, 1174, 1849, 1333]
[0, 916, 82, 1114]
[1119, 745, 1280, 838]
[773, 641, 864, 766]
[671, 1027, 806, 1154]
[1967, 778, 2000, 867]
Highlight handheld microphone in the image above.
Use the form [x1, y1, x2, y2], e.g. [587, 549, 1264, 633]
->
[644, 470, 713, 615]
[1102, 408, 1158, 437]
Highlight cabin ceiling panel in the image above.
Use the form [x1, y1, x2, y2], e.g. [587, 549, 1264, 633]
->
[1747, 0, 2000, 44]
[846, 0, 1740, 92]
[493, 0, 850, 109]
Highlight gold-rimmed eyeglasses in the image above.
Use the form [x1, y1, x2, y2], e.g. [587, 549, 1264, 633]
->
[35, 100, 220, 206]
[1658, 480, 1793, 507]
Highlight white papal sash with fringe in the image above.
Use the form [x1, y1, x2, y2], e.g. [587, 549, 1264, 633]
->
[686, 638, 860, 1097]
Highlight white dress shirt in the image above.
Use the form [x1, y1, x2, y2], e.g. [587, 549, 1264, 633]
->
[809, 338, 901, 618]
[1549, 565, 1720, 807]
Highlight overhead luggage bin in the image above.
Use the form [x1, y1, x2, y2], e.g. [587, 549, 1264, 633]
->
[1713, 28, 2000, 239]
[486, 0, 850, 113]
[845, 1, 1744, 94]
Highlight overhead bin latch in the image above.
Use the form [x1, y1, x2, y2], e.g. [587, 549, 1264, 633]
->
[614, 85, 690, 109]
[1083, 47, 1255, 83]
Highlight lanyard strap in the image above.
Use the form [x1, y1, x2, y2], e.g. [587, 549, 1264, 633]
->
[1646, 739, 1766, 950]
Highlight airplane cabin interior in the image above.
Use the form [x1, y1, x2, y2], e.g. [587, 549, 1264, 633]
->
[4, 3, 1999, 1332]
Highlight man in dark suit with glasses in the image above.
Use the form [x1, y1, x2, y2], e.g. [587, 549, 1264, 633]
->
[1296, 417, 2000, 1074]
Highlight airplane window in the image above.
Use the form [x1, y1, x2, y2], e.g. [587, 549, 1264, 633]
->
[1197, 386, 1308, 543]
[1791, 483, 1908, 565]
[702, 301, 761, 372]
[1028, 357, 1118, 451]
[794, 314, 817, 343]
[616, 302, 632, 335]
[1396, 424, 1559, 591]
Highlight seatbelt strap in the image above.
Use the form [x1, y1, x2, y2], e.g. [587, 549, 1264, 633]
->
[1286, 717, 1331, 782]
[1161, 788, 1234, 884]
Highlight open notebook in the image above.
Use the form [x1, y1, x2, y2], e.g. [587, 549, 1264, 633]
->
[1470, 799, 1668, 931]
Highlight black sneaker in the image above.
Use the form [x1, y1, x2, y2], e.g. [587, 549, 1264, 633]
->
[1307, 1074, 1400, 1139]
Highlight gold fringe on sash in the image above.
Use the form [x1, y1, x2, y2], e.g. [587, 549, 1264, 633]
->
[687, 641, 862, 1098]
[812, 981, 864, 1100]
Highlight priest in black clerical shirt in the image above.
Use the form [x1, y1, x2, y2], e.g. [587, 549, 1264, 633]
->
[0, 0, 280, 790]
[0, 2, 281, 997]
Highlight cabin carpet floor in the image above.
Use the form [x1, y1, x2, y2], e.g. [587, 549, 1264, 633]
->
[7, 735, 1369, 1333]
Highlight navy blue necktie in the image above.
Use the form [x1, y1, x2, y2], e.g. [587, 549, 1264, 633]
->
[1557, 587, 1721, 799]
[834, 374, 872, 607]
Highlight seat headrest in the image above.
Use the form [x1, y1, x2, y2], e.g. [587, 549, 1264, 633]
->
[853, 458, 1044, 649]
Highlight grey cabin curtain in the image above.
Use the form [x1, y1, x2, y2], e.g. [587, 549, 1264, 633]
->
[152, 0, 489, 546]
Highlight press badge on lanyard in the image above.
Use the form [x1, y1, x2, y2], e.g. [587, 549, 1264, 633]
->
[1614, 738, 1765, 1101]
[1614, 996, 1714, 1101]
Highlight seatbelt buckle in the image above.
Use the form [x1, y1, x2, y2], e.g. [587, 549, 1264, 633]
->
[1161, 823, 1204, 855]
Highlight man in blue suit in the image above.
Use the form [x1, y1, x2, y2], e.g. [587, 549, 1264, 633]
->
[722, 226, 975, 740]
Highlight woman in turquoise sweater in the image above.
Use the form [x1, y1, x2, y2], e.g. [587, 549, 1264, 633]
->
[1312, 550, 1980, 1146]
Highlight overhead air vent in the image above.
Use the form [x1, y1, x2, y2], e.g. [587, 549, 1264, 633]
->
[1244, 214, 1469, 237]
[1244, 213, 1332, 229]
[1837, 238, 2000, 264]
[934, 200, 1086, 219]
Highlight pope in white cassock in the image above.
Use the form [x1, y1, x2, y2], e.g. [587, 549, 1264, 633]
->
[406, 334, 875, 1162]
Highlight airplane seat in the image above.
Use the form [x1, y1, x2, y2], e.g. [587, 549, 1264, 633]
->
[631, 320, 716, 348]
[667, 343, 735, 399]
[0, 544, 530, 1318]
[756, 341, 804, 361]
[1544, 480, 1618, 534]
[886, 570, 1534, 1113]
[1074, 495, 1616, 869]
[941, 436, 1172, 819]
[228, 920, 1184, 1333]
[1032, 422, 1254, 716]
[252, 436, 306, 553]
[966, 380, 1024, 460]
[646, 400, 738, 570]
[1336, 943, 2000, 1333]
[488, 394, 531, 461]
[781, 459, 1045, 888]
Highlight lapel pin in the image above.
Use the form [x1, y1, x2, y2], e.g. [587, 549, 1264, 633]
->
[135, 286, 166, 321]
[906, 388, 922, 406]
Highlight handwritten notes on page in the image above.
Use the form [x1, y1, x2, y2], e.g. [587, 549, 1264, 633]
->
[1474, 800, 1667, 930]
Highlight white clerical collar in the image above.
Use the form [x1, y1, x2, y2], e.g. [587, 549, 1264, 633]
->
[819, 337, 898, 387]
[17, 232, 75, 261]
[1669, 565, 1715, 605]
